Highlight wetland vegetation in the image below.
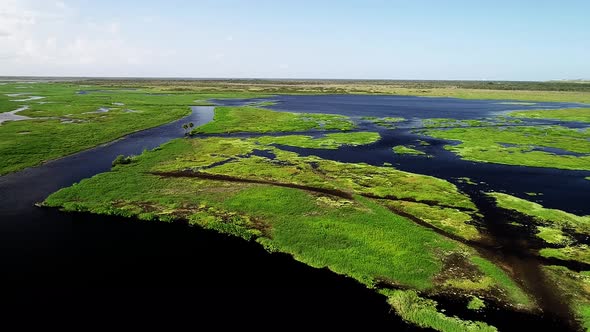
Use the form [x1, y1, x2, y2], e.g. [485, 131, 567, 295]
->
[488, 193, 590, 263]
[543, 266, 590, 330]
[255, 132, 381, 149]
[422, 125, 590, 171]
[385, 289, 496, 331]
[192, 106, 354, 134]
[0, 82, 266, 175]
[3, 78, 590, 331]
[509, 108, 590, 123]
[392, 145, 427, 156]
[86, 78, 590, 103]
[487, 192, 590, 325]
[43, 136, 532, 330]
[361, 116, 406, 129]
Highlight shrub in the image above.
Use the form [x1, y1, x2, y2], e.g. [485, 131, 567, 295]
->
[112, 154, 133, 166]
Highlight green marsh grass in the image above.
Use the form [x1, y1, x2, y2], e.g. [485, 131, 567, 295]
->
[192, 106, 354, 134]
[543, 265, 590, 330]
[0, 82, 268, 175]
[509, 108, 590, 123]
[383, 200, 480, 241]
[536, 226, 571, 245]
[43, 137, 531, 312]
[540, 246, 590, 265]
[361, 116, 405, 128]
[393, 145, 427, 156]
[424, 125, 590, 171]
[489, 192, 590, 266]
[467, 297, 486, 311]
[488, 192, 590, 235]
[256, 132, 380, 149]
[385, 290, 497, 331]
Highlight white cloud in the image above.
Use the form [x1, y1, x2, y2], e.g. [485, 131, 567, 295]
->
[54, 1, 66, 10]
[0, 0, 37, 38]
[0, 0, 171, 75]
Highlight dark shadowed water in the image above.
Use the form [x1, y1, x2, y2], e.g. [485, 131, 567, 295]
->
[2, 95, 589, 330]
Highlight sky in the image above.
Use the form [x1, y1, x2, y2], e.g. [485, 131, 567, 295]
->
[0, 0, 589, 80]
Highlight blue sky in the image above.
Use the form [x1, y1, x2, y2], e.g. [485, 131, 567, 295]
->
[1, 0, 589, 80]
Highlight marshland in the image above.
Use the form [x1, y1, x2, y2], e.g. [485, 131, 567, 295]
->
[1, 78, 589, 330]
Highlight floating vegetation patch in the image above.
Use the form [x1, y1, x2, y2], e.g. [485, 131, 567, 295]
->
[457, 177, 477, 185]
[361, 116, 405, 128]
[384, 289, 497, 331]
[423, 125, 590, 170]
[489, 192, 590, 266]
[256, 132, 380, 149]
[509, 108, 590, 123]
[393, 145, 427, 156]
[193, 106, 355, 134]
[497, 102, 537, 106]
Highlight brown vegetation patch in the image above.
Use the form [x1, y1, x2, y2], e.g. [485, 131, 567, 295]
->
[434, 252, 484, 285]
[150, 170, 355, 199]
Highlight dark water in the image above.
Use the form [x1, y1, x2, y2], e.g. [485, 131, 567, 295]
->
[276, 129, 590, 215]
[214, 94, 590, 215]
[2, 95, 589, 330]
[214, 94, 587, 120]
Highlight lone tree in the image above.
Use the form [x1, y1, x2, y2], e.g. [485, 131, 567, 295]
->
[182, 122, 195, 136]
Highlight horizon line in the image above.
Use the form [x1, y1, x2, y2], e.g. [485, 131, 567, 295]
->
[1, 76, 588, 83]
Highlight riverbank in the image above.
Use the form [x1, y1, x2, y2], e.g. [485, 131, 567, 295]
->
[0, 82, 267, 175]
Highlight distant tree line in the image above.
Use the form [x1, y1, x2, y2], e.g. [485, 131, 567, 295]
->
[83, 78, 590, 93]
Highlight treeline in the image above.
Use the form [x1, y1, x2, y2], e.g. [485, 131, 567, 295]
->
[81, 78, 590, 93]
